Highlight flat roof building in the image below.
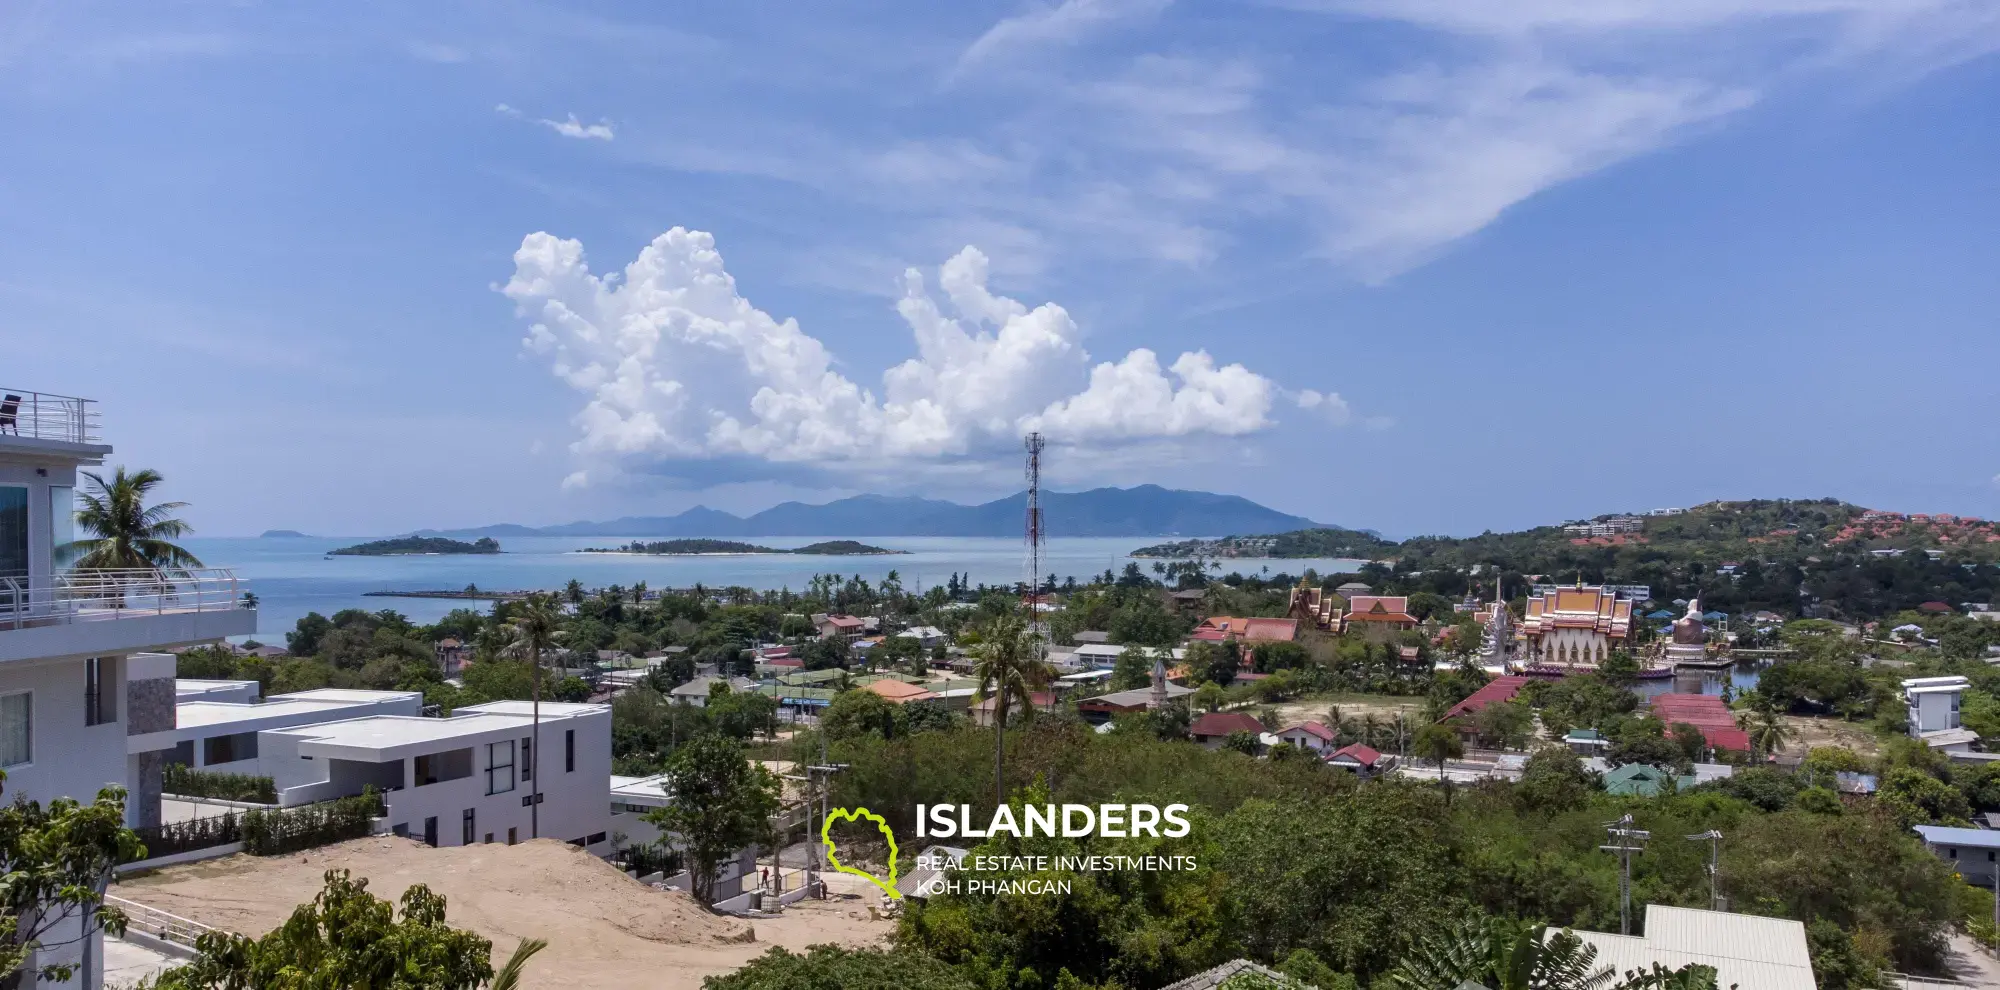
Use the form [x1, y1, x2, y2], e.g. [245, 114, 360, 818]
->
[129, 686, 423, 776]
[256, 700, 612, 853]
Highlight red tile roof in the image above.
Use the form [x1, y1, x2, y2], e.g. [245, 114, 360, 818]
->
[1191, 616, 1299, 642]
[1282, 721, 1335, 743]
[1328, 743, 1383, 767]
[864, 679, 939, 703]
[1442, 676, 1530, 721]
[1191, 712, 1267, 738]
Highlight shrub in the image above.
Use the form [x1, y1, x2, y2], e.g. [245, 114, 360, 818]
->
[163, 764, 277, 804]
[241, 790, 381, 856]
[127, 812, 242, 863]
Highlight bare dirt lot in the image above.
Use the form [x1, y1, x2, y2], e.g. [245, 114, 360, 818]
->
[1262, 693, 1427, 730]
[1781, 714, 1882, 758]
[116, 837, 893, 990]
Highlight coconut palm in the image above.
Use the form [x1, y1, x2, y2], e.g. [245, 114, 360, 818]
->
[61, 467, 203, 570]
[971, 613, 1052, 806]
[508, 592, 567, 839]
[1386, 915, 1718, 990]
[490, 937, 549, 990]
[1737, 704, 1794, 759]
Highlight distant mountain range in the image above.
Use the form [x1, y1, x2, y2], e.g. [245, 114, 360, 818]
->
[411, 485, 1331, 539]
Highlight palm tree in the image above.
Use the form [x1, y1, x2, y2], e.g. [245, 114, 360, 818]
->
[489, 937, 549, 990]
[1411, 723, 1465, 804]
[1386, 916, 1620, 990]
[630, 580, 648, 604]
[62, 467, 203, 570]
[1737, 704, 1794, 759]
[564, 579, 584, 605]
[971, 613, 1052, 807]
[509, 593, 566, 839]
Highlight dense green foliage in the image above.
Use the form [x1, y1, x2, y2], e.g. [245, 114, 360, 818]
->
[780, 719, 1975, 989]
[702, 945, 976, 990]
[162, 765, 277, 803]
[154, 869, 515, 990]
[241, 791, 382, 855]
[0, 773, 145, 985]
[330, 536, 500, 555]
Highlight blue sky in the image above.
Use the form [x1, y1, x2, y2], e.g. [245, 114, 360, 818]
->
[4, 0, 1998, 538]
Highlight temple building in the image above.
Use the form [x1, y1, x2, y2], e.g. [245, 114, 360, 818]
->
[1341, 595, 1419, 639]
[1287, 582, 1342, 632]
[1520, 584, 1633, 667]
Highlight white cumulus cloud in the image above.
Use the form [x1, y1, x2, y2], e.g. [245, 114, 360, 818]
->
[504, 228, 1313, 482]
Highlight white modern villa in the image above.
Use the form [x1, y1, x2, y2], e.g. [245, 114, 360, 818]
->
[129, 678, 423, 775]
[253, 699, 613, 850]
[0, 387, 255, 987]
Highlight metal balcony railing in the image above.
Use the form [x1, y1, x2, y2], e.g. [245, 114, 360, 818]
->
[105, 894, 218, 949]
[0, 388, 99, 444]
[0, 567, 248, 631]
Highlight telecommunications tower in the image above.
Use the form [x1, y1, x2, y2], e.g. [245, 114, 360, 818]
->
[1024, 432, 1046, 656]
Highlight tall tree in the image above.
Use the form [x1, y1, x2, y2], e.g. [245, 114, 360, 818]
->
[1411, 724, 1465, 804]
[646, 734, 779, 906]
[61, 467, 203, 569]
[970, 614, 1052, 806]
[508, 592, 565, 839]
[0, 776, 145, 989]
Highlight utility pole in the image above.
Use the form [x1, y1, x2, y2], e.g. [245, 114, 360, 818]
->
[1686, 830, 1723, 911]
[1600, 815, 1650, 935]
[802, 728, 847, 899]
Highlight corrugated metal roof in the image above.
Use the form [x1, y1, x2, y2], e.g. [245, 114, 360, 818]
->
[1915, 825, 2000, 848]
[1567, 905, 1814, 990]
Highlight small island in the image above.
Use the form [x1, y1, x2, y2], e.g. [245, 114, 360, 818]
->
[260, 529, 312, 538]
[582, 538, 905, 556]
[331, 536, 501, 556]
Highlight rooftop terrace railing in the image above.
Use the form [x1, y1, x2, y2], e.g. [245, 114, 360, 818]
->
[0, 567, 248, 631]
[0, 388, 99, 444]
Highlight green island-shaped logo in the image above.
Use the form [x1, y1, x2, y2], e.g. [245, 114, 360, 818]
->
[822, 807, 901, 899]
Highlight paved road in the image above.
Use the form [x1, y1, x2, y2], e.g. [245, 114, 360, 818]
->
[104, 937, 178, 988]
[1937, 934, 2000, 989]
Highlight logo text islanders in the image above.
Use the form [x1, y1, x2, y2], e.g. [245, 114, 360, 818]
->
[824, 802, 1197, 899]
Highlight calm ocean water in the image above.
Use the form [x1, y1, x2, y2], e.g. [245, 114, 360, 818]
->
[182, 536, 1366, 640]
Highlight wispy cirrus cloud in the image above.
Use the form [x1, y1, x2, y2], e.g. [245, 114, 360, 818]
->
[495, 103, 614, 141]
[957, 0, 1172, 70]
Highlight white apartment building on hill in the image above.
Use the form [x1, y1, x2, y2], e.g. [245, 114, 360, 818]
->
[256, 700, 612, 851]
[0, 387, 256, 988]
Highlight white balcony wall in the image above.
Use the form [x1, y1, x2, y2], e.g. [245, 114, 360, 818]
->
[0, 656, 131, 821]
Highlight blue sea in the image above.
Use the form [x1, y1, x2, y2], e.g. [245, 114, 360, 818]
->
[182, 536, 1367, 640]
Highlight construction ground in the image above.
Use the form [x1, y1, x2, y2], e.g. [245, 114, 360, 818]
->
[113, 836, 895, 990]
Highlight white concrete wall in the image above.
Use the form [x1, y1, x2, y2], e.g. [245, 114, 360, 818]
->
[259, 709, 613, 853]
[378, 714, 611, 849]
[1911, 692, 1961, 734]
[0, 655, 134, 823]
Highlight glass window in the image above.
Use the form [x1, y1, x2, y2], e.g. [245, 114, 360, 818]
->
[0, 487, 26, 597]
[0, 692, 29, 767]
[48, 486, 73, 573]
[521, 737, 532, 781]
[486, 740, 515, 795]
